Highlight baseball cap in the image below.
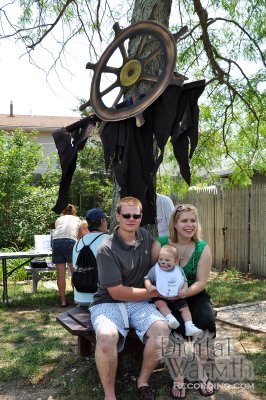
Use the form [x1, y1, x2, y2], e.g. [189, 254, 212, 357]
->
[85, 208, 108, 221]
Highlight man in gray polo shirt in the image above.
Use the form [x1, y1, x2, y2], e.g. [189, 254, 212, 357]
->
[89, 196, 169, 400]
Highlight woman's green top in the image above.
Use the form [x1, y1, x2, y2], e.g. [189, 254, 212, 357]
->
[157, 236, 207, 286]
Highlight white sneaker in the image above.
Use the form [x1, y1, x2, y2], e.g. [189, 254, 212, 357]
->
[185, 322, 203, 336]
[166, 314, 180, 329]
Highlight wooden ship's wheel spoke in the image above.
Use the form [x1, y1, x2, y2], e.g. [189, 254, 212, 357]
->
[102, 65, 120, 75]
[135, 34, 148, 58]
[100, 80, 120, 98]
[139, 73, 160, 83]
[113, 22, 129, 63]
[112, 87, 127, 108]
[118, 42, 129, 63]
[142, 46, 163, 68]
[131, 86, 141, 103]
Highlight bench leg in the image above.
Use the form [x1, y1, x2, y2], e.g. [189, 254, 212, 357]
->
[31, 270, 40, 293]
[78, 336, 93, 357]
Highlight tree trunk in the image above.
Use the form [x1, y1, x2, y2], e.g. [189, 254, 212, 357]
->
[131, 0, 172, 26]
[110, 0, 173, 233]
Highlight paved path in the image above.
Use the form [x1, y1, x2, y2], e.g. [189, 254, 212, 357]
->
[214, 301, 266, 333]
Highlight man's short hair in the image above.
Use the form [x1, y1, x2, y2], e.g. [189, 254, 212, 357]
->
[116, 196, 142, 214]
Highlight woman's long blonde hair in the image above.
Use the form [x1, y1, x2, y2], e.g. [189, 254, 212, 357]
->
[169, 204, 202, 243]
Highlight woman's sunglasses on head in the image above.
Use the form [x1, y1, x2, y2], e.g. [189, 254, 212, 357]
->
[175, 204, 191, 213]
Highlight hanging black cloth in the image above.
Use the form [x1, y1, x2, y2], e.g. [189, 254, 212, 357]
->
[170, 80, 206, 184]
[52, 115, 99, 214]
[101, 115, 156, 225]
[100, 80, 205, 224]
[52, 80, 205, 220]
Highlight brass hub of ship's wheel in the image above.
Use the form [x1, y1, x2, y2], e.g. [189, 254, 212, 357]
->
[120, 59, 142, 87]
[80, 14, 188, 127]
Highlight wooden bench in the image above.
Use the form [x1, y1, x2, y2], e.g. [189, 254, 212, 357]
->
[24, 265, 56, 293]
[56, 306, 144, 376]
[57, 307, 219, 356]
[57, 307, 218, 380]
[57, 306, 144, 355]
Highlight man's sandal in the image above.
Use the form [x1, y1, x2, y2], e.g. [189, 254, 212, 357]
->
[198, 379, 215, 396]
[137, 384, 155, 400]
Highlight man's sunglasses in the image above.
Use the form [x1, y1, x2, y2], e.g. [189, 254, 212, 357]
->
[121, 213, 142, 220]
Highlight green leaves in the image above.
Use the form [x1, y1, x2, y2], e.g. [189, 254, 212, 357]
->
[0, 128, 112, 249]
[0, 129, 56, 248]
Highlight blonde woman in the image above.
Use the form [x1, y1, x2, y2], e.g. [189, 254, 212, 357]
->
[159, 204, 216, 398]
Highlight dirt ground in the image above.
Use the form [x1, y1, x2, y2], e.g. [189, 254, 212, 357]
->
[0, 320, 264, 400]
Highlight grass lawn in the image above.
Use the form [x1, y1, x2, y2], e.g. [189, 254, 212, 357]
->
[207, 270, 266, 307]
[207, 268, 266, 306]
[208, 269, 266, 397]
[0, 270, 265, 399]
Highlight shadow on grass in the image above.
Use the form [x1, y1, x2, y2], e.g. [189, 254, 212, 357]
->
[0, 280, 73, 309]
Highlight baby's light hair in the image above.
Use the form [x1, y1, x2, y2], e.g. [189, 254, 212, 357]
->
[160, 244, 179, 260]
[79, 218, 88, 228]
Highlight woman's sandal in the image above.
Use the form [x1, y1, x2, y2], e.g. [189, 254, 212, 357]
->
[171, 384, 186, 399]
[198, 379, 215, 396]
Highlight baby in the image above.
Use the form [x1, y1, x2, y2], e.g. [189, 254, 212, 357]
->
[144, 244, 203, 336]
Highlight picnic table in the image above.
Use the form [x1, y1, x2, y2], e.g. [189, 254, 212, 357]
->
[0, 250, 52, 304]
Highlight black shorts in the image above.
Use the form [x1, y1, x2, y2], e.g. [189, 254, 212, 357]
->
[154, 297, 188, 310]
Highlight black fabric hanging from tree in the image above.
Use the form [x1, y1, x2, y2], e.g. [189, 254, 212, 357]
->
[52, 80, 205, 224]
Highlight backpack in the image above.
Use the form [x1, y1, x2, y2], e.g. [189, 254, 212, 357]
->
[72, 234, 104, 293]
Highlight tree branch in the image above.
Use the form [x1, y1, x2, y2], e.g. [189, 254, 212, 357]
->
[193, 0, 227, 83]
[27, 0, 75, 50]
[193, 0, 260, 122]
[207, 17, 266, 68]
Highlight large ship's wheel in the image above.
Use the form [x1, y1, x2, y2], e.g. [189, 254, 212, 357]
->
[81, 19, 187, 127]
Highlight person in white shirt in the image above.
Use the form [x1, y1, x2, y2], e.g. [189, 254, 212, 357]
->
[156, 193, 174, 237]
[52, 204, 80, 307]
[144, 244, 202, 336]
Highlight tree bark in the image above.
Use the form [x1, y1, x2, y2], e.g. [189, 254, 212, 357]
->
[110, 0, 173, 233]
[131, 0, 172, 26]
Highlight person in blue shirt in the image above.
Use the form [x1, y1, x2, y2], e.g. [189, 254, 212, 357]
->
[72, 208, 109, 305]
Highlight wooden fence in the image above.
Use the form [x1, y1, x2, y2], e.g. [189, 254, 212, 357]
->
[175, 184, 266, 277]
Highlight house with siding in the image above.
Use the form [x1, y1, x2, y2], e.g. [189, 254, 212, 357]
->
[0, 111, 80, 173]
